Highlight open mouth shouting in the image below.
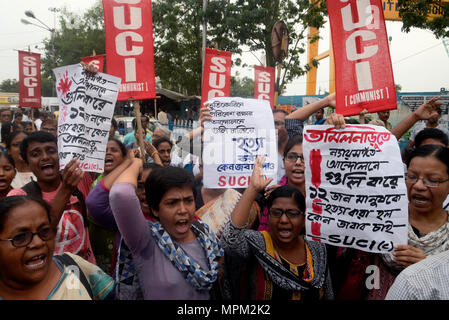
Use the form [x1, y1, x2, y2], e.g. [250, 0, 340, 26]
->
[174, 218, 190, 234]
[104, 156, 115, 170]
[24, 253, 47, 272]
[40, 163, 57, 177]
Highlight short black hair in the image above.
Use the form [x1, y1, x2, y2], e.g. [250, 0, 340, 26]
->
[406, 144, 449, 175]
[144, 166, 195, 211]
[283, 135, 303, 159]
[20, 131, 57, 164]
[0, 196, 50, 232]
[153, 137, 173, 149]
[266, 185, 305, 213]
[414, 128, 449, 148]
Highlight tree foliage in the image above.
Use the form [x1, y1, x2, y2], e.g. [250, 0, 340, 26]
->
[0, 79, 19, 93]
[397, 0, 449, 38]
[230, 75, 254, 98]
[207, 0, 327, 94]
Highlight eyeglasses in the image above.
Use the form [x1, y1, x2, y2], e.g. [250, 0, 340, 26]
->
[285, 153, 304, 163]
[269, 208, 304, 219]
[405, 174, 449, 188]
[0, 227, 55, 248]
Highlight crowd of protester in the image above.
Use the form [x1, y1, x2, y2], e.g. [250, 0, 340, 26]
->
[0, 91, 447, 301]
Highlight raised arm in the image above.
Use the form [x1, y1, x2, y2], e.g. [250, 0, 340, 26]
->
[86, 152, 134, 231]
[50, 158, 84, 229]
[231, 156, 273, 227]
[391, 96, 443, 140]
[286, 93, 335, 121]
[109, 156, 151, 254]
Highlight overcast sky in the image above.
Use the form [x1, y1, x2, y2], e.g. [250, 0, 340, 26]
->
[1, 0, 448, 95]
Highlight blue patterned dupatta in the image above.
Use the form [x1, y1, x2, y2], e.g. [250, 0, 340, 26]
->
[149, 220, 224, 291]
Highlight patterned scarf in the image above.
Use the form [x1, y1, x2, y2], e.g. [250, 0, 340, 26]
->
[149, 220, 224, 291]
[381, 215, 449, 272]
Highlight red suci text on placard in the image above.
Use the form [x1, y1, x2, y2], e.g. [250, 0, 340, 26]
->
[102, 0, 156, 101]
[327, 0, 397, 116]
[254, 65, 275, 109]
[201, 48, 232, 108]
[18, 51, 41, 108]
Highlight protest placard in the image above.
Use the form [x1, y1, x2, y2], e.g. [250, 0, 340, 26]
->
[53, 63, 121, 173]
[203, 97, 277, 188]
[303, 124, 408, 253]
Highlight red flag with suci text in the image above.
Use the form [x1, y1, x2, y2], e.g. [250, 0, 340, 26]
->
[326, 0, 397, 116]
[102, 0, 156, 101]
[81, 54, 105, 73]
[18, 51, 41, 108]
[254, 65, 275, 108]
[201, 48, 232, 108]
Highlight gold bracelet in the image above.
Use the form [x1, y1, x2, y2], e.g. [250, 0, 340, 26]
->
[151, 151, 158, 158]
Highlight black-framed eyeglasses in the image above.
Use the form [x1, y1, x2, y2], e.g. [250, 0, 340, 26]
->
[0, 227, 55, 248]
[269, 208, 304, 219]
[405, 174, 449, 188]
[285, 153, 304, 163]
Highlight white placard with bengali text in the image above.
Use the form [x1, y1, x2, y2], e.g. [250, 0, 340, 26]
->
[303, 124, 409, 253]
[53, 64, 121, 173]
[203, 97, 277, 188]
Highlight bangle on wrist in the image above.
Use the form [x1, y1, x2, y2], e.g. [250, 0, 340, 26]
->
[151, 151, 159, 158]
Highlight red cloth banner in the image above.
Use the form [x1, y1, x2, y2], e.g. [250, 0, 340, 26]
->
[201, 48, 232, 108]
[102, 0, 156, 101]
[327, 0, 397, 116]
[18, 51, 41, 108]
[254, 65, 275, 108]
[81, 54, 105, 73]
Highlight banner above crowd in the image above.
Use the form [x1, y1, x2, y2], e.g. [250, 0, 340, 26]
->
[53, 63, 121, 173]
[102, 0, 156, 101]
[201, 48, 232, 108]
[327, 0, 397, 116]
[18, 51, 41, 108]
[303, 124, 408, 253]
[254, 65, 275, 108]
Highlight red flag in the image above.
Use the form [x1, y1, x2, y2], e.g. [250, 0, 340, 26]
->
[81, 54, 105, 73]
[102, 0, 156, 101]
[254, 65, 275, 108]
[201, 48, 232, 108]
[327, 0, 397, 116]
[18, 51, 41, 108]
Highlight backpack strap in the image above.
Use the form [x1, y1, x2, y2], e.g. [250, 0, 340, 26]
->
[54, 253, 94, 299]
